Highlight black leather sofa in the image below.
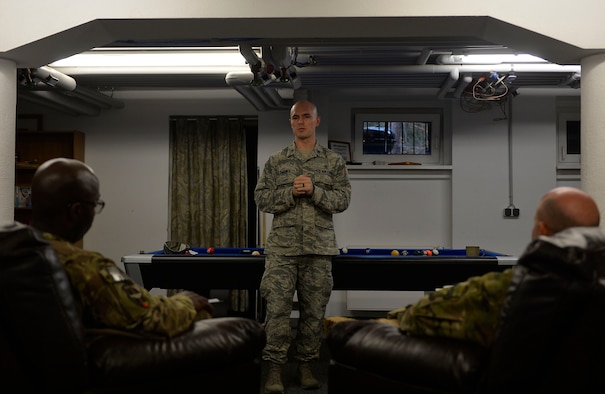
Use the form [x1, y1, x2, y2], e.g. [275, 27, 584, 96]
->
[327, 227, 605, 393]
[0, 221, 266, 394]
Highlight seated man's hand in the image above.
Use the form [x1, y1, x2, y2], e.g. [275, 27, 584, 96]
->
[177, 291, 215, 319]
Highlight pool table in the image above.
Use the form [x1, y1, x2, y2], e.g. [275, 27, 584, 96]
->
[122, 246, 516, 293]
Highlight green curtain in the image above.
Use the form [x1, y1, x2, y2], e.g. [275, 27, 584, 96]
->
[168, 116, 249, 311]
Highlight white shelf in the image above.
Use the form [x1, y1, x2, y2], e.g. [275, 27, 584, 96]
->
[347, 165, 452, 180]
[347, 164, 453, 170]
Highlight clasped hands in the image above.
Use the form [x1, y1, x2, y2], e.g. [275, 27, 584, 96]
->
[293, 174, 313, 197]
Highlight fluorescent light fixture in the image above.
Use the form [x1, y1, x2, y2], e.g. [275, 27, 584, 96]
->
[437, 54, 549, 65]
[49, 47, 254, 68]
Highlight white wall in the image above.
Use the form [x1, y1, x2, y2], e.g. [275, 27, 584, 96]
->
[19, 87, 580, 314]
[21, 89, 256, 268]
[451, 94, 559, 256]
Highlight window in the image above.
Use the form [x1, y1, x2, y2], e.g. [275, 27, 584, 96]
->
[557, 111, 580, 168]
[363, 120, 431, 155]
[353, 108, 443, 165]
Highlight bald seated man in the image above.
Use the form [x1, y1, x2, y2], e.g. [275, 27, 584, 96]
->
[328, 187, 601, 348]
[31, 158, 214, 339]
[531, 186, 600, 239]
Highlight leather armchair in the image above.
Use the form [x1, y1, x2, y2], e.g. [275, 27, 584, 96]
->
[327, 227, 605, 393]
[0, 221, 266, 394]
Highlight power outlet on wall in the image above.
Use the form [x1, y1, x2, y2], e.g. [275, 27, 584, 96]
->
[504, 207, 520, 218]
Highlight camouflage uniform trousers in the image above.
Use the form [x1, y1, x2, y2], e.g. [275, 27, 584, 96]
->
[260, 254, 333, 365]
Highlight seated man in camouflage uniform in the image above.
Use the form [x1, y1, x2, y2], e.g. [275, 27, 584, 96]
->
[326, 186, 600, 348]
[30, 158, 214, 339]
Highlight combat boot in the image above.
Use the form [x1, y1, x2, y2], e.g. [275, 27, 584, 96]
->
[265, 363, 284, 394]
[298, 362, 320, 390]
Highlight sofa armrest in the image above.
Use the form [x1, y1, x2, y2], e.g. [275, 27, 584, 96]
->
[88, 317, 266, 386]
[327, 320, 487, 393]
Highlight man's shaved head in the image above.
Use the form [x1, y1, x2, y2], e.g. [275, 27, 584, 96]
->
[31, 158, 100, 243]
[532, 186, 600, 240]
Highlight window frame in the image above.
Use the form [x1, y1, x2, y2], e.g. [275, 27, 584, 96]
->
[352, 108, 444, 165]
[556, 110, 580, 169]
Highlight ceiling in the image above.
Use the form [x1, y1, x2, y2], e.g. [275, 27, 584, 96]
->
[12, 16, 586, 115]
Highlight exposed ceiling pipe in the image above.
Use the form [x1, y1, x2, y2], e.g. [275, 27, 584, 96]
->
[21, 66, 124, 113]
[239, 45, 261, 68]
[232, 86, 268, 111]
[559, 72, 581, 88]
[70, 86, 124, 109]
[225, 71, 291, 111]
[30, 66, 77, 91]
[239, 45, 303, 91]
[268, 46, 292, 69]
[437, 68, 459, 99]
[453, 74, 474, 98]
[261, 45, 275, 67]
[20, 90, 100, 116]
[20, 83, 123, 112]
[18, 92, 84, 116]
[232, 85, 290, 111]
[263, 87, 289, 108]
[436, 54, 548, 65]
[251, 86, 278, 109]
[416, 49, 432, 65]
[224, 63, 580, 109]
[292, 64, 581, 75]
[515, 87, 580, 96]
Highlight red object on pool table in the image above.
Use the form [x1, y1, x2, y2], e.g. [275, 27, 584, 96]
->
[206, 247, 215, 254]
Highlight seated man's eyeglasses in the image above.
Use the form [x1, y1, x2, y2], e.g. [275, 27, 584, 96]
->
[67, 200, 105, 214]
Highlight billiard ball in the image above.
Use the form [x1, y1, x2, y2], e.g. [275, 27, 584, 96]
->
[432, 248, 439, 256]
[365, 248, 371, 255]
[206, 247, 215, 254]
[425, 249, 433, 256]
[251, 250, 261, 256]
[391, 249, 400, 256]
[341, 247, 348, 254]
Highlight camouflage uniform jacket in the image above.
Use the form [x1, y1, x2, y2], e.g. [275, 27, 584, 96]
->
[388, 268, 514, 348]
[43, 232, 198, 338]
[255, 142, 351, 256]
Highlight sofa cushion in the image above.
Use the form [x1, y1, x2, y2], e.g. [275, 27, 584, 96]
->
[88, 316, 266, 386]
[327, 319, 487, 392]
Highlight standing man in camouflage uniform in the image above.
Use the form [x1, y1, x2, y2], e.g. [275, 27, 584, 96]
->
[255, 100, 351, 393]
[30, 158, 214, 339]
